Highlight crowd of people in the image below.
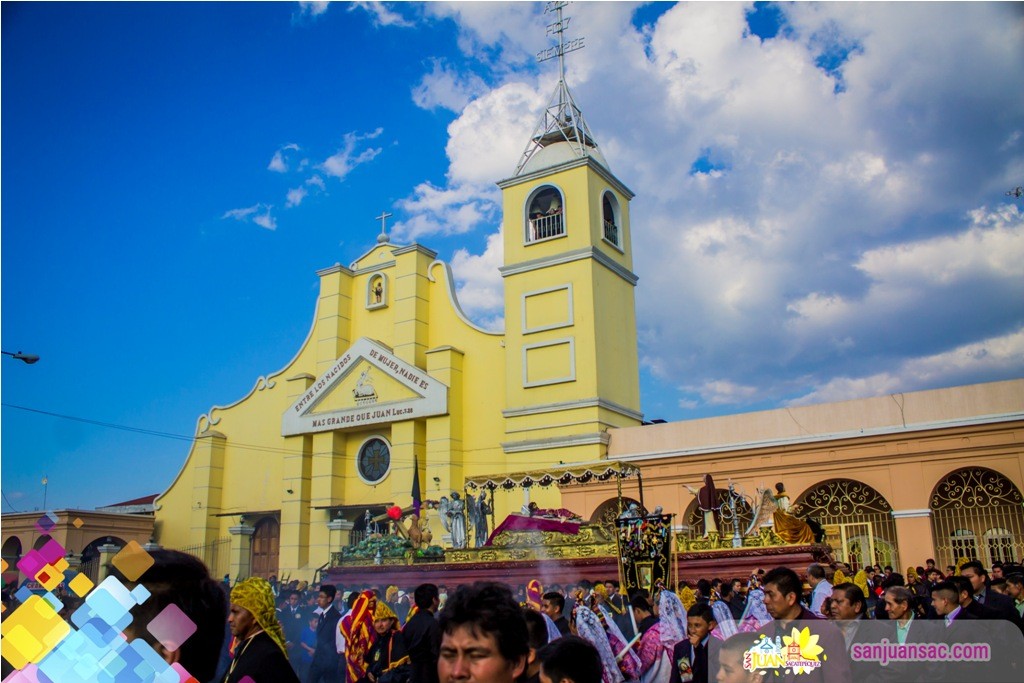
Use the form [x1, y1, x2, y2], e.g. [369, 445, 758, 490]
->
[3, 553, 1024, 683]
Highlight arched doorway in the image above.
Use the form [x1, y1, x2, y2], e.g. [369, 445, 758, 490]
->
[2, 537, 22, 583]
[792, 479, 899, 571]
[80, 536, 128, 582]
[250, 516, 280, 579]
[930, 467, 1024, 568]
[590, 497, 643, 525]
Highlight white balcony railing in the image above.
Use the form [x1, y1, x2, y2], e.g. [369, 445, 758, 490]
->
[529, 212, 564, 241]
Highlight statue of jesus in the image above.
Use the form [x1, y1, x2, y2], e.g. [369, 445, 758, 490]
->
[685, 474, 719, 536]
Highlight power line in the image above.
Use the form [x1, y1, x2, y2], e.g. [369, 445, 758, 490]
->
[1, 403, 607, 472]
[1, 490, 23, 513]
[1, 403, 304, 458]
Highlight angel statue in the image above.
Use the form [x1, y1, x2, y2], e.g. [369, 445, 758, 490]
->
[438, 492, 468, 549]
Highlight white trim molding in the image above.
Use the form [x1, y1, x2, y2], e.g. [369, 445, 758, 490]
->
[890, 509, 933, 519]
[502, 431, 611, 454]
[503, 397, 643, 423]
[500, 246, 638, 286]
[522, 337, 576, 388]
[522, 283, 574, 334]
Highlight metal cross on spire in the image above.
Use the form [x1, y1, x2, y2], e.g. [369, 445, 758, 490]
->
[514, 2, 598, 176]
[375, 210, 393, 243]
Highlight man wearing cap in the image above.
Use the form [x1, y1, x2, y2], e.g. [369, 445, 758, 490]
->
[225, 577, 301, 683]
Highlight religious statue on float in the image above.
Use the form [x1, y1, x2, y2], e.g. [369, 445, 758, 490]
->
[684, 474, 720, 537]
[744, 481, 815, 544]
[438, 492, 468, 549]
[466, 490, 491, 547]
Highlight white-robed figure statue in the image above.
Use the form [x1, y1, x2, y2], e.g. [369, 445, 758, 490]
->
[684, 474, 719, 536]
[438, 492, 468, 549]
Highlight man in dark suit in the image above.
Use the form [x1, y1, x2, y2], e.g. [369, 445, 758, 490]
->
[541, 591, 571, 637]
[403, 583, 441, 683]
[931, 579, 974, 619]
[307, 584, 342, 683]
[279, 590, 311, 673]
[751, 566, 852, 683]
[961, 561, 1022, 626]
[728, 578, 747, 620]
[670, 603, 716, 683]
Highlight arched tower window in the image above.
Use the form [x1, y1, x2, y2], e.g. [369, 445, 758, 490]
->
[602, 192, 620, 246]
[526, 185, 565, 243]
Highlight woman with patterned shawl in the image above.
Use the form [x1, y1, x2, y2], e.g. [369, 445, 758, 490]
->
[341, 590, 378, 683]
[224, 577, 300, 683]
[625, 593, 668, 683]
[572, 604, 627, 683]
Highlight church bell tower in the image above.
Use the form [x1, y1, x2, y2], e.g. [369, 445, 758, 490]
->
[498, 3, 642, 465]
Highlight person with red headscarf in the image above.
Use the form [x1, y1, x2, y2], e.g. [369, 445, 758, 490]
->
[341, 591, 378, 683]
[526, 580, 544, 610]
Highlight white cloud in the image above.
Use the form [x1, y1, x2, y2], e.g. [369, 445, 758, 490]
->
[405, 2, 1024, 413]
[423, 2, 541, 66]
[680, 380, 760, 406]
[391, 182, 495, 242]
[787, 205, 1024, 335]
[412, 59, 488, 113]
[286, 187, 308, 208]
[296, 2, 330, 19]
[449, 229, 505, 330]
[349, 2, 412, 28]
[306, 175, 325, 190]
[268, 143, 300, 173]
[444, 81, 544, 186]
[222, 204, 276, 231]
[788, 327, 1024, 406]
[320, 128, 383, 180]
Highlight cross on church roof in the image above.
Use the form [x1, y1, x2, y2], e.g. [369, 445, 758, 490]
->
[514, 2, 597, 176]
[375, 210, 393, 244]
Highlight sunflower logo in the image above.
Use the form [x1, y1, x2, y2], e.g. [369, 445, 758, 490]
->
[782, 627, 824, 674]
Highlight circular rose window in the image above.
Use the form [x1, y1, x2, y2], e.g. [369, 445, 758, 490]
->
[357, 438, 390, 484]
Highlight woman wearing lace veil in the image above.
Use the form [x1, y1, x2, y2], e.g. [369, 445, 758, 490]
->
[710, 600, 738, 640]
[737, 586, 771, 632]
[656, 586, 688, 651]
[573, 604, 627, 683]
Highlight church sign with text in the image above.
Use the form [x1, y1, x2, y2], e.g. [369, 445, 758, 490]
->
[282, 337, 449, 436]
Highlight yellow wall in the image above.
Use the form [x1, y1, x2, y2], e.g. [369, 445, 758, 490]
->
[156, 147, 645, 581]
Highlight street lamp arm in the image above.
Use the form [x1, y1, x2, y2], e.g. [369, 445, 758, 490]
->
[1, 351, 40, 364]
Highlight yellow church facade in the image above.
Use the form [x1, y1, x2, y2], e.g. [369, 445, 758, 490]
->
[154, 114, 644, 581]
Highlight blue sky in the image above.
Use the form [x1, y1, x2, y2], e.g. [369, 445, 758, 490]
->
[3, 2, 1022, 513]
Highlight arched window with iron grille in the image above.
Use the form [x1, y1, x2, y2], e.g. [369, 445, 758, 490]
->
[930, 467, 1024, 567]
[791, 479, 900, 571]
